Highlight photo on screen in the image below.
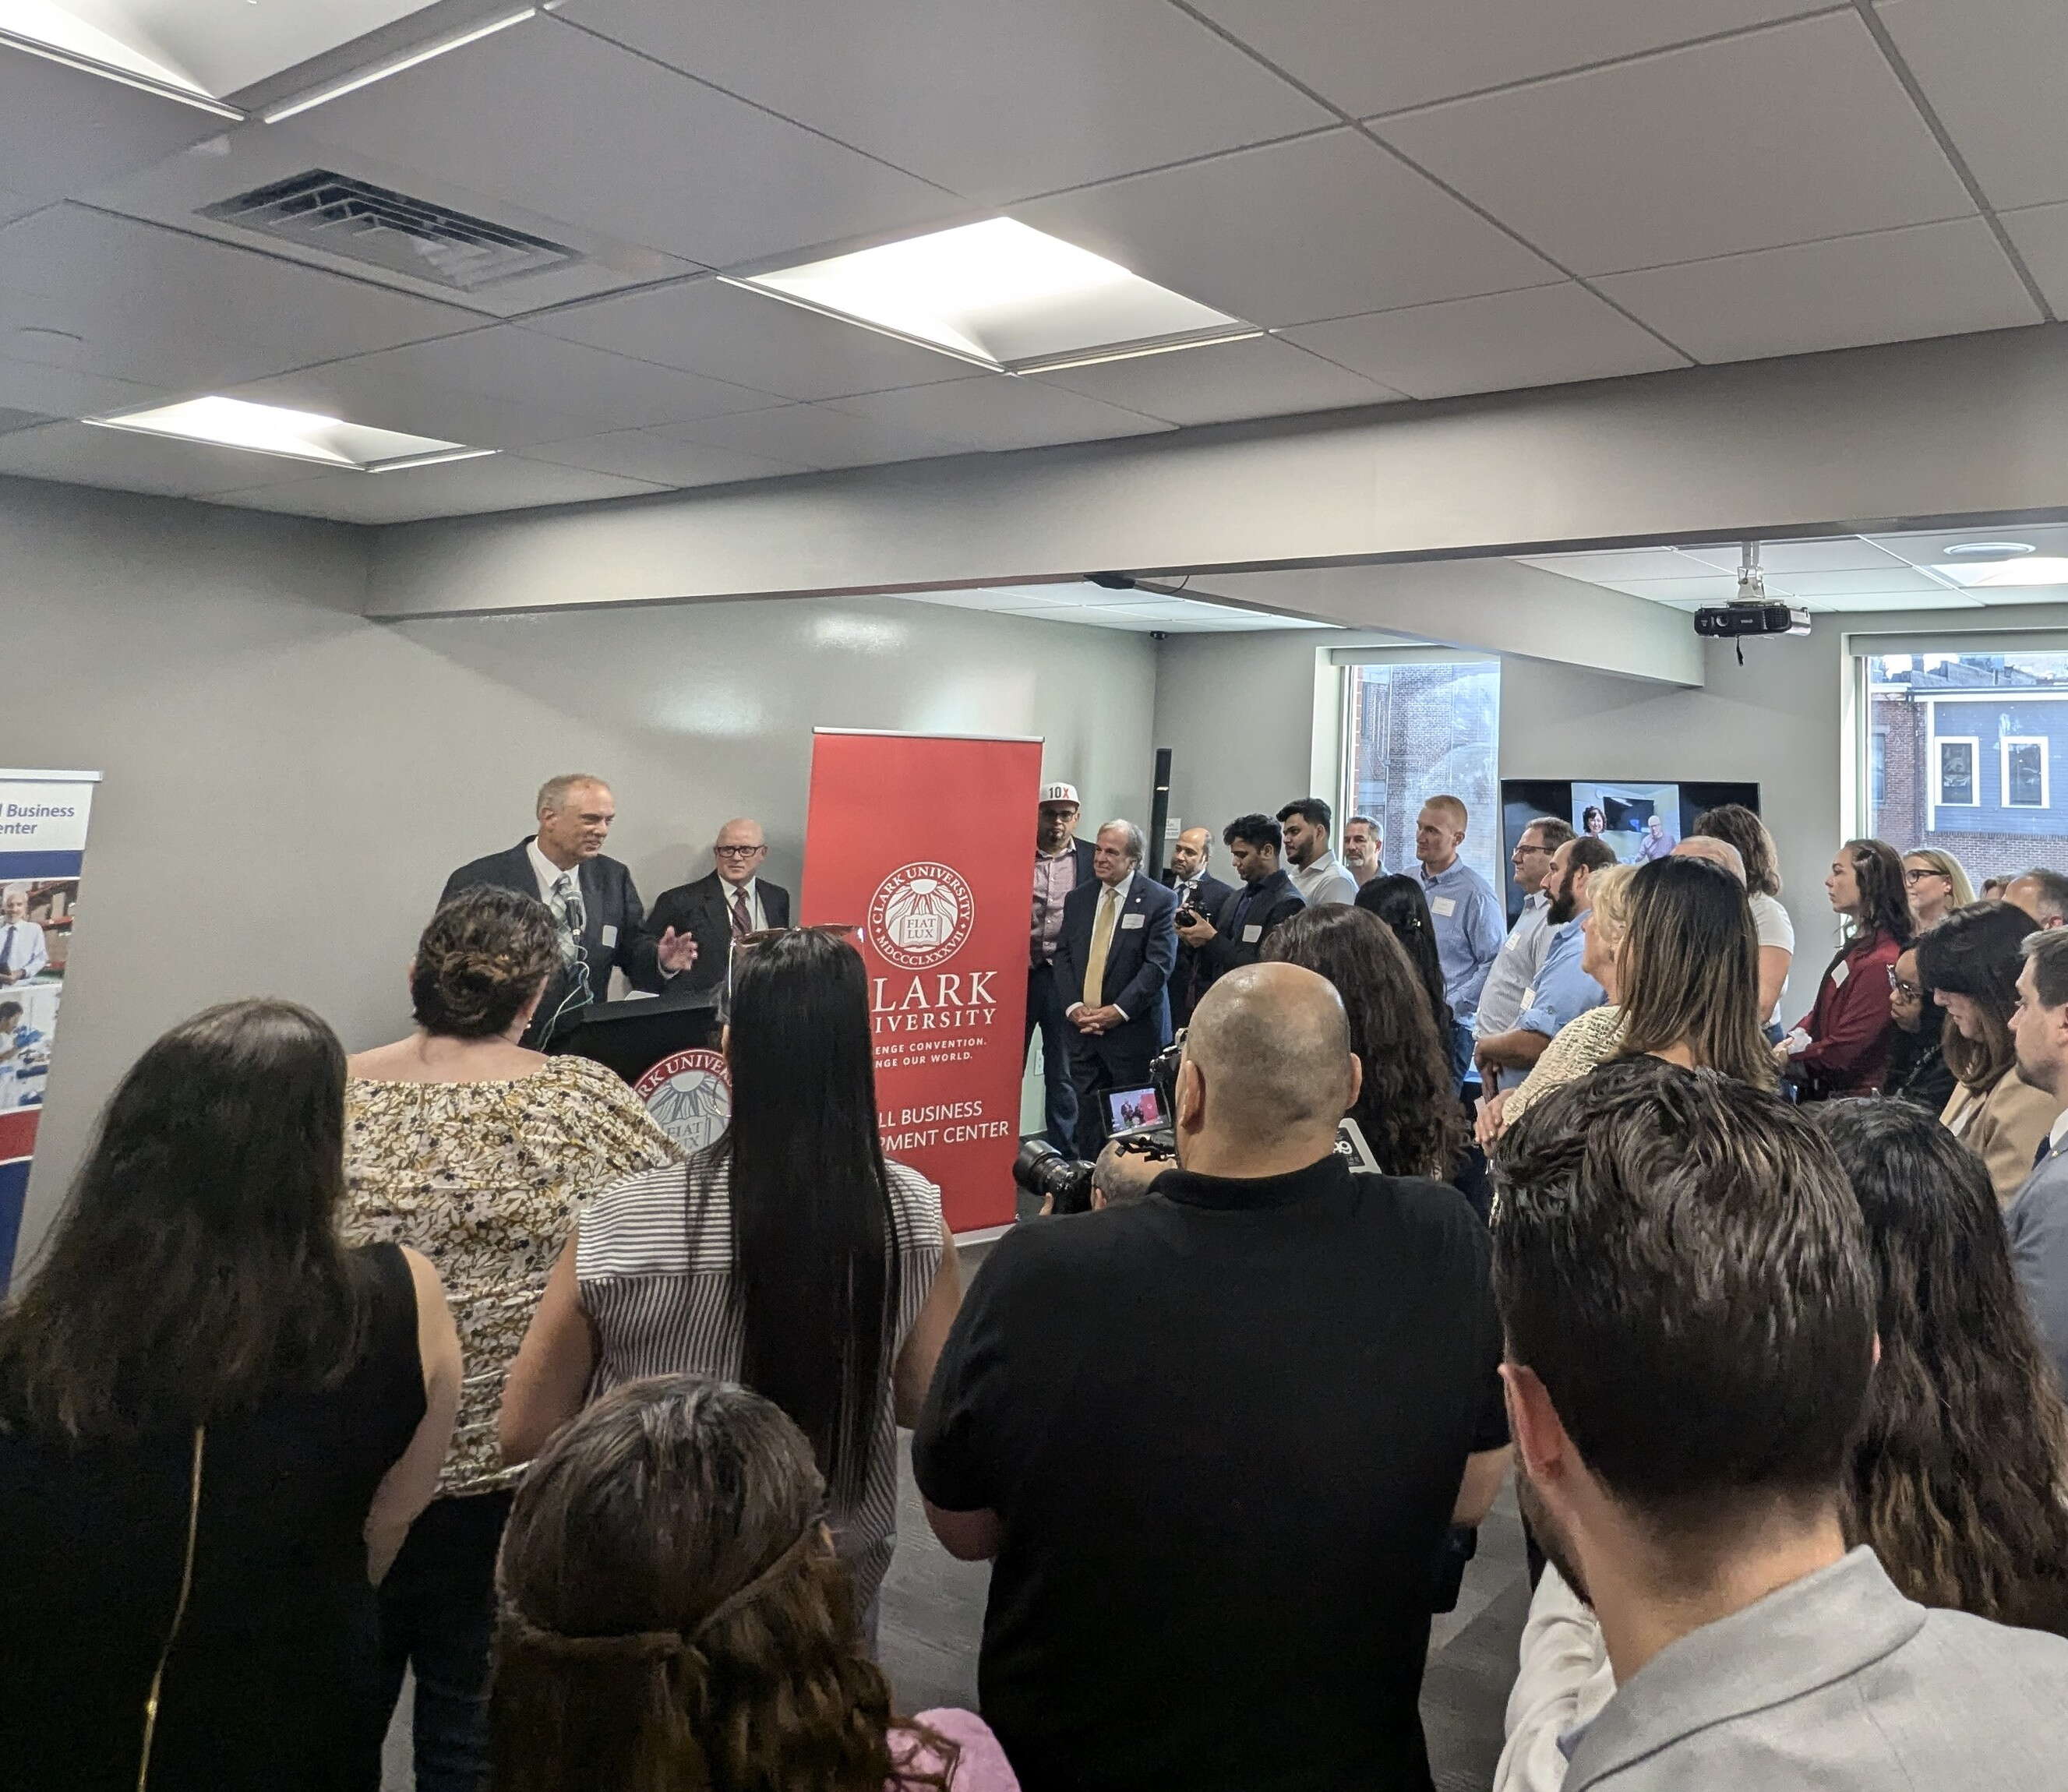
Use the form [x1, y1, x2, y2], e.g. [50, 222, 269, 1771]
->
[1497, 781, 1763, 920]
[1572, 781, 1682, 866]
[0, 877, 75, 1113]
[1107, 1085, 1162, 1133]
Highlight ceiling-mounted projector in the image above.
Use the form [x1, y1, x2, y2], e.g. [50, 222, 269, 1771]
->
[1693, 543, 1810, 640]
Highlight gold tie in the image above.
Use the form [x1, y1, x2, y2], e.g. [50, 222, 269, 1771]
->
[1083, 885, 1120, 1009]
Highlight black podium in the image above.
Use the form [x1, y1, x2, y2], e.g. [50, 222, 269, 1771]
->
[545, 988, 722, 1088]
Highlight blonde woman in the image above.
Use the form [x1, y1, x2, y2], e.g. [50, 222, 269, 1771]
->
[1493, 857, 1771, 1137]
[1904, 848, 1974, 933]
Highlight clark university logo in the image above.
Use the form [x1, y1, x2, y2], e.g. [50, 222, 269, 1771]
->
[633, 1049, 732, 1153]
[867, 861, 976, 971]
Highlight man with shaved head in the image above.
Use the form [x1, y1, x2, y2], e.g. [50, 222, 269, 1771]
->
[648, 815, 793, 996]
[916, 961, 1510, 1792]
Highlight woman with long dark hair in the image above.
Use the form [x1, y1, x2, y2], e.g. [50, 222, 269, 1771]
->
[1919, 901, 2065, 1205]
[346, 887, 682, 1787]
[0, 1000, 460, 1790]
[1779, 838, 1911, 1097]
[492, 1375, 1015, 1792]
[1496, 1094, 2068, 1792]
[1354, 873, 1466, 1081]
[1262, 905, 1466, 1180]
[503, 929, 962, 1628]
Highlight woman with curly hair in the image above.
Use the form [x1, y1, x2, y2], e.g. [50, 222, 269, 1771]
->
[491, 1375, 1016, 1792]
[346, 886, 683, 1787]
[1262, 903, 1466, 1181]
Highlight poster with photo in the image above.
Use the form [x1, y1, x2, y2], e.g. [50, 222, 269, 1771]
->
[1572, 780, 1682, 866]
[0, 770, 100, 1279]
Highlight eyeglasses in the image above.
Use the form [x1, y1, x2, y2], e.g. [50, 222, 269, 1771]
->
[1903, 867, 1946, 884]
[1512, 844, 1551, 858]
[1888, 968, 1923, 999]
[714, 844, 767, 859]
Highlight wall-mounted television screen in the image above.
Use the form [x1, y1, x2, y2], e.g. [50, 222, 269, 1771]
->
[1497, 780, 1763, 922]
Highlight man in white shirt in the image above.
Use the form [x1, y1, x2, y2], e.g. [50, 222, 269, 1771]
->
[0, 887, 48, 986]
[1475, 817, 1572, 1050]
[1276, 798, 1358, 908]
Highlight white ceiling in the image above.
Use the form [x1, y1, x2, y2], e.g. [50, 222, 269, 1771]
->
[892, 582, 1336, 634]
[0, 0, 2059, 522]
[1519, 524, 2068, 616]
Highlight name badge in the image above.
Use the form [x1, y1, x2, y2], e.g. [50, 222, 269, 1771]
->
[1830, 959, 1848, 987]
[1242, 923, 1263, 944]
[1431, 895, 1457, 917]
[1120, 912, 1145, 930]
[600, 923, 619, 947]
[1520, 986, 1538, 1007]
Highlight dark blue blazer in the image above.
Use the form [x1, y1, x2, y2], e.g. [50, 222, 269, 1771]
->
[1053, 872, 1179, 1058]
[439, 838, 667, 1045]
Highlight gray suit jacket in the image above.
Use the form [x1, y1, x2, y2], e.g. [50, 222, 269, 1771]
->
[1565, 1548, 2068, 1790]
[2006, 1145, 2068, 1397]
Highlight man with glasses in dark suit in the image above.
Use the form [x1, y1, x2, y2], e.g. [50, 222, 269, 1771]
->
[440, 773, 696, 1046]
[648, 817, 794, 997]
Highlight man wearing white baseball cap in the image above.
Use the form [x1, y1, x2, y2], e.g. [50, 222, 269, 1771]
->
[1029, 781, 1096, 1153]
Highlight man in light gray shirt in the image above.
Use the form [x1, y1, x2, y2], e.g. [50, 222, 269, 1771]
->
[1494, 1057, 2068, 1792]
[2005, 926, 2068, 1393]
[1276, 797, 1358, 908]
[1474, 817, 1572, 1043]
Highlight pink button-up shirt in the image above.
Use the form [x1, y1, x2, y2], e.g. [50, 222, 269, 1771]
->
[1031, 845, 1080, 967]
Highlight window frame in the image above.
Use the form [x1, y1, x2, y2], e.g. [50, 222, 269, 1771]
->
[2002, 735, 2049, 810]
[1935, 735, 1980, 811]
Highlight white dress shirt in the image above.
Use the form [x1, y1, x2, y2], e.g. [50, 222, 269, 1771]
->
[1290, 850, 1359, 908]
[0, 918, 49, 981]
[1067, 871, 1135, 1020]
[527, 838, 581, 906]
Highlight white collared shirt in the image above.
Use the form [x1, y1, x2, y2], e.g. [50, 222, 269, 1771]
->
[1290, 850, 1359, 908]
[527, 838, 580, 905]
[2049, 1107, 2068, 1159]
[0, 919, 48, 980]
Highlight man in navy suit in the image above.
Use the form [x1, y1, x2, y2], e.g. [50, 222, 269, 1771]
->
[440, 773, 697, 1046]
[1054, 819, 1179, 1159]
[647, 817, 793, 997]
[1028, 781, 1097, 1152]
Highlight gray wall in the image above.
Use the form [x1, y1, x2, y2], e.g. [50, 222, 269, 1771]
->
[4, 477, 1155, 1271]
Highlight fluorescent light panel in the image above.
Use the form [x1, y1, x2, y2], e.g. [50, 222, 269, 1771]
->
[263, 6, 538, 122]
[87, 397, 491, 471]
[0, 19, 242, 115]
[729, 218, 1251, 372]
[1932, 557, 2068, 589]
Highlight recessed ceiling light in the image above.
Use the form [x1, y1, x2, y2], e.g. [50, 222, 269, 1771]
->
[1940, 541, 2035, 557]
[85, 397, 493, 472]
[1932, 556, 2068, 589]
[725, 218, 1254, 373]
[0, 17, 243, 117]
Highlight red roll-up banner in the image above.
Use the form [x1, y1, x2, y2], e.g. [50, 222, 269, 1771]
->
[801, 728, 1042, 1233]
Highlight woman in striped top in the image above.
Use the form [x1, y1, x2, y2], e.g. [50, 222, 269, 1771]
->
[503, 926, 963, 1624]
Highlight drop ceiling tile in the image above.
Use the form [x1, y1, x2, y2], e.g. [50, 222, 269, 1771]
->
[1013, 129, 1561, 330]
[0, 421, 335, 499]
[1678, 538, 1911, 573]
[528, 278, 972, 402]
[1873, 0, 2068, 211]
[1806, 589, 1984, 612]
[1188, 0, 1816, 118]
[518, 429, 798, 487]
[1283, 284, 1686, 400]
[1600, 574, 1770, 602]
[0, 51, 231, 202]
[1378, 13, 1975, 276]
[1596, 218, 2039, 363]
[289, 17, 962, 269]
[1780, 569, 1957, 596]
[0, 204, 474, 389]
[204, 457, 669, 524]
[650, 404, 958, 471]
[1519, 549, 1722, 581]
[0, 407, 55, 437]
[1999, 204, 2068, 316]
[0, 185, 44, 230]
[0, 354, 171, 422]
[561, 0, 1331, 203]
[828, 378, 1173, 453]
[1031, 334, 1402, 425]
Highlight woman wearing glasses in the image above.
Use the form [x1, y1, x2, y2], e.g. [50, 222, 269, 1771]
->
[1882, 944, 1954, 1113]
[502, 926, 964, 1638]
[1903, 848, 1974, 934]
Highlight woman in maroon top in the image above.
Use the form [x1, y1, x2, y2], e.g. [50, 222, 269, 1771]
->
[1779, 838, 1912, 1098]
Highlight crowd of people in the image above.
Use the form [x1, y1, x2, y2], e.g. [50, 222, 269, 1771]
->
[9, 767, 2068, 1790]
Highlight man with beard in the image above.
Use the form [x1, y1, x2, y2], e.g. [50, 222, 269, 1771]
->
[1473, 836, 1613, 1081]
[1491, 1057, 2068, 1790]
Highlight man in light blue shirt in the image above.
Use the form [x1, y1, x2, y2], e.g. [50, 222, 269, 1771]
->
[1474, 817, 1574, 1043]
[1476, 836, 1613, 1082]
[1414, 797, 1505, 1032]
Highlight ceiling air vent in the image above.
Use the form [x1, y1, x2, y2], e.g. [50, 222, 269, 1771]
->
[198, 171, 581, 292]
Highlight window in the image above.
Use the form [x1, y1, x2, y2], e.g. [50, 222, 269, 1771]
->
[1342, 658, 1501, 891]
[2004, 736, 2049, 809]
[1938, 737, 1978, 807]
[1871, 729, 1887, 806]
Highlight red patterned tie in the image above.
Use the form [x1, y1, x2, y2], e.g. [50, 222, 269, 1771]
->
[732, 887, 753, 939]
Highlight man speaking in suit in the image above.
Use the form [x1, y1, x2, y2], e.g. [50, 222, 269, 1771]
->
[647, 817, 793, 996]
[1053, 820, 1179, 1159]
[441, 773, 696, 1046]
[1160, 826, 1234, 1032]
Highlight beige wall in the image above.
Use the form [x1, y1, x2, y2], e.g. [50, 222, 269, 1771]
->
[3, 476, 1155, 1274]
